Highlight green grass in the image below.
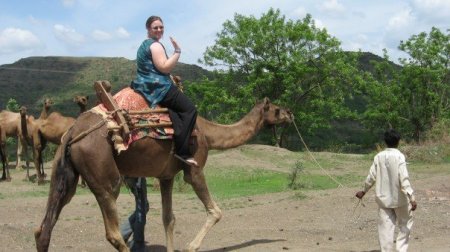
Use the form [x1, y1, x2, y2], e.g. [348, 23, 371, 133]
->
[3, 145, 448, 201]
[206, 169, 288, 199]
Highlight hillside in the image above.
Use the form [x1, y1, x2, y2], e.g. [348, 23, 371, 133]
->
[0, 57, 211, 117]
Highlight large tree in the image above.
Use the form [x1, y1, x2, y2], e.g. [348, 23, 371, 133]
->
[362, 27, 449, 142]
[194, 8, 364, 147]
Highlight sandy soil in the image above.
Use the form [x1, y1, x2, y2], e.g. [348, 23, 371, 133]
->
[0, 145, 449, 252]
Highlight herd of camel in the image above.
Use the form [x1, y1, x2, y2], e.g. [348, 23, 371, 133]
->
[0, 95, 89, 184]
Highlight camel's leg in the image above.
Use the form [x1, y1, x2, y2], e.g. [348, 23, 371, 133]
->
[34, 147, 79, 251]
[0, 144, 8, 181]
[0, 128, 10, 181]
[16, 137, 29, 169]
[184, 167, 222, 251]
[75, 144, 128, 251]
[32, 141, 43, 183]
[31, 131, 45, 184]
[91, 185, 129, 252]
[16, 136, 23, 169]
[160, 178, 176, 252]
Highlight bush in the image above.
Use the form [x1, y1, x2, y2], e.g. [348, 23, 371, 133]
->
[400, 119, 450, 163]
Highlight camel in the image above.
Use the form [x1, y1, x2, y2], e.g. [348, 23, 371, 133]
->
[18, 106, 40, 181]
[23, 96, 88, 183]
[34, 97, 292, 252]
[0, 103, 40, 177]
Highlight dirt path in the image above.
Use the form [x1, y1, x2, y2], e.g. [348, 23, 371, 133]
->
[0, 146, 449, 252]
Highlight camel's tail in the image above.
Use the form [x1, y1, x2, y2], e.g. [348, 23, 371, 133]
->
[34, 128, 79, 252]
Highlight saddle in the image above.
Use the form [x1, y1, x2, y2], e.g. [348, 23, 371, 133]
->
[92, 80, 177, 152]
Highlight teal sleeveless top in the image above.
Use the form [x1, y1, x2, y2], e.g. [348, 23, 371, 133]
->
[131, 39, 173, 108]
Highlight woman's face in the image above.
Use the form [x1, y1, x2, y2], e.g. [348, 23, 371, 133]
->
[148, 20, 164, 40]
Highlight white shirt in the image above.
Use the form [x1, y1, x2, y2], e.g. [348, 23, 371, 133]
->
[364, 148, 415, 208]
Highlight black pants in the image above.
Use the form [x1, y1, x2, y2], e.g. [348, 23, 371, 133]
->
[120, 177, 149, 244]
[159, 85, 197, 159]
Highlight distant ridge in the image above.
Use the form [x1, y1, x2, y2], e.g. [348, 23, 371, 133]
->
[0, 56, 211, 117]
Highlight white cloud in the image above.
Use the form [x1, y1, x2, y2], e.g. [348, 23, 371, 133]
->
[321, 0, 345, 13]
[92, 29, 112, 41]
[53, 24, 85, 47]
[387, 9, 414, 31]
[116, 27, 130, 39]
[313, 18, 325, 30]
[0, 28, 43, 54]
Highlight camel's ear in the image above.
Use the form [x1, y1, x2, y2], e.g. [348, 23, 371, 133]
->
[263, 97, 270, 111]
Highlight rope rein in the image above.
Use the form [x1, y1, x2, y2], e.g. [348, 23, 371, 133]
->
[67, 120, 107, 146]
[290, 117, 365, 224]
[291, 119, 344, 188]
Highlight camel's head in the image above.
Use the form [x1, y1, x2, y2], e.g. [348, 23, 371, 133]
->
[19, 106, 27, 116]
[73, 95, 89, 106]
[261, 97, 293, 125]
[43, 98, 53, 109]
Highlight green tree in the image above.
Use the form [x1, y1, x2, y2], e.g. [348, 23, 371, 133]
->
[363, 27, 449, 142]
[6, 98, 20, 112]
[199, 8, 365, 146]
[398, 27, 450, 141]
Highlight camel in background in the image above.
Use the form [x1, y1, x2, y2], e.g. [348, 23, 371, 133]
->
[16, 98, 54, 182]
[35, 97, 292, 252]
[0, 99, 45, 180]
[18, 106, 40, 181]
[22, 96, 88, 183]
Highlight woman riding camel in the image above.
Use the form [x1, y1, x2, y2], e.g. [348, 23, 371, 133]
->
[130, 15, 198, 166]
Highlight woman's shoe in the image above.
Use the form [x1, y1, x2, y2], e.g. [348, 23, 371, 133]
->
[186, 157, 198, 167]
[174, 154, 199, 167]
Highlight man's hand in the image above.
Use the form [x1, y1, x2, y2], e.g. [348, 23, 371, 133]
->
[410, 201, 417, 211]
[355, 191, 365, 199]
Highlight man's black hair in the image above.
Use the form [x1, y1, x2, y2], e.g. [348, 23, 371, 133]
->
[384, 129, 401, 148]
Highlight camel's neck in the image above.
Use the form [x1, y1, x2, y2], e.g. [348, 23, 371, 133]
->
[78, 105, 87, 114]
[20, 114, 28, 139]
[197, 104, 265, 150]
[40, 107, 50, 120]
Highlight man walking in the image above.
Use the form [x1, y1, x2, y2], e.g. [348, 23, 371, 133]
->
[356, 129, 417, 252]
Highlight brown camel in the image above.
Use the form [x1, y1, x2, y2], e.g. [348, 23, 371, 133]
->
[0, 98, 53, 174]
[0, 106, 36, 176]
[18, 106, 41, 181]
[24, 97, 88, 183]
[34, 97, 292, 252]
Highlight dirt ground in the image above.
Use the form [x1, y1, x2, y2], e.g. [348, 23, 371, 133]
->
[0, 145, 449, 252]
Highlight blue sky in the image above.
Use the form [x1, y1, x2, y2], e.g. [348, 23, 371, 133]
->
[0, 0, 449, 67]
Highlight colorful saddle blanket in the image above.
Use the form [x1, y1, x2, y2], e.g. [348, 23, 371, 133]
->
[91, 87, 174, 151]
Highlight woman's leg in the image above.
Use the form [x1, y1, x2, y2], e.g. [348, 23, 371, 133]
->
[159, 85, 197, 159]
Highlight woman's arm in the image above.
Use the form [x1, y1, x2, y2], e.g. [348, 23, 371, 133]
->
[150, 37, 181, 74]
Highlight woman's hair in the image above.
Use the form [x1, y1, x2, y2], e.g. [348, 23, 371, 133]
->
[146, 16, 163, 29]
